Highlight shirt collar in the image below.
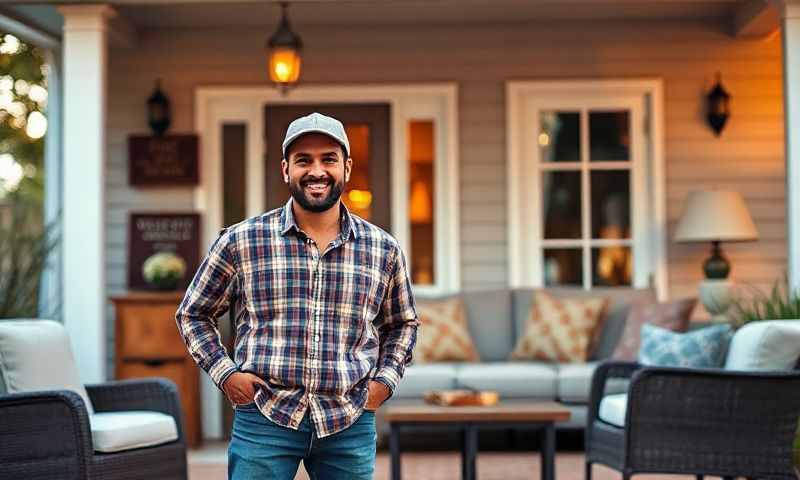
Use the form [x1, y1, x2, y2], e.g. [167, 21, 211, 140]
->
[280, 197, 359, 242]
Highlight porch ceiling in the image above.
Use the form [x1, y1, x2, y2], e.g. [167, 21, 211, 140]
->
[115, 1, 740, 28]
[6, 0, 745, 31]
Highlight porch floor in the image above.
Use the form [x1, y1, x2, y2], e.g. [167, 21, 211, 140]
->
[188, 441, 699, 480]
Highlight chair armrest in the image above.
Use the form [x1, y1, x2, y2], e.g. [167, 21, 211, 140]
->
[624, 367, 800, 476]
[0, 390, 93, 479]
[588, 360, 641, 424]
[86, 378, 186, 442]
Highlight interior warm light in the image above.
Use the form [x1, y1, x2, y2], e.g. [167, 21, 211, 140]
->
[347, 189, 373, 210]
[409, 180, 432, 224]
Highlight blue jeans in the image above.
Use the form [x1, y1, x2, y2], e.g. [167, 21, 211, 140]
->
[228, 403, 377, 480]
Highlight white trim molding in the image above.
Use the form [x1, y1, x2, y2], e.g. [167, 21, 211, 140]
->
[506, 79, 667, 300]
[778, 0, 800, 292]
[195, 83, 460, 438]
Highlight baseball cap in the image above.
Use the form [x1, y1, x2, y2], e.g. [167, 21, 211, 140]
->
[282, 112, 350, 159]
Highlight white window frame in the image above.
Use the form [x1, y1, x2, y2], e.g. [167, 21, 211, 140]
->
[506, 79, 667, 300]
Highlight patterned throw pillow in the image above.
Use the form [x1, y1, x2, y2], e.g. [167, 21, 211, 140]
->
[510, 291, 609, 363]
[612, 298, 697, 361]
[413, 297, 480, 363]
[638, 323, 733, 368]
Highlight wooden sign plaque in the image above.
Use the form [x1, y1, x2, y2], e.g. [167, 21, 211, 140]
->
[128, 134, 199, 186]
[128, 212, 201, 290]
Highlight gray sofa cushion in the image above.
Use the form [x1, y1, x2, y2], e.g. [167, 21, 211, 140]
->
[416, 290, 513, 362]
[512, 288, 656, 361]
[557, 362, 629, 404]
[455, 362, 557, 398]
[394, 363, 459, 398]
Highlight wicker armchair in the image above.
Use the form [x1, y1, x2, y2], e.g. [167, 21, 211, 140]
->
[586, 361, 800, 480]
[0, 378, 188, 480]
[0, 320, 188, 480]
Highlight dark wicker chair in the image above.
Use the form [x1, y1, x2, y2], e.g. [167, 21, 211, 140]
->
[586, 361, 800, 480]
[0, 378, 188, 480]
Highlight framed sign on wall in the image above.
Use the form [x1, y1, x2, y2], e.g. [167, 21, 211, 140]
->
[128, 134, 199, 186]
[128, 212, 201, 291]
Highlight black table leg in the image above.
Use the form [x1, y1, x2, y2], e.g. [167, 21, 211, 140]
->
[540, 423, 555, 480]
[461, 424, 478, 480]
[390, 423, 401, 480]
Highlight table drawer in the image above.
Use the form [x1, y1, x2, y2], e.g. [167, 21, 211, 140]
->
[117, 303, 186, 360]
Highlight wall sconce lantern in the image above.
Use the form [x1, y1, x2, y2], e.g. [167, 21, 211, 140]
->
[147, 79, 170, 136]
[706, 72, 730, 136]
[267, 2, 303, 94]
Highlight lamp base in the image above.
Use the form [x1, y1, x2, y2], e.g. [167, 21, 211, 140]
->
[703, 240, 730, 279]
[699, 279, 734, 323]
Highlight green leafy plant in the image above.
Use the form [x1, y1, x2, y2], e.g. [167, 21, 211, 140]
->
[730, 276, 800, 326]
[0, 197, 58, 318]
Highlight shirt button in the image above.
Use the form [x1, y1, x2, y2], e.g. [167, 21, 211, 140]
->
[314, 335, 320, 342]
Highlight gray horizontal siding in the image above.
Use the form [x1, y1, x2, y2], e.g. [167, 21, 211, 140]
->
[104, 17, 786, 372]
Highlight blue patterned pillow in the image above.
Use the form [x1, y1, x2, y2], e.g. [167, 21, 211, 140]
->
[638, 323, 733, 368]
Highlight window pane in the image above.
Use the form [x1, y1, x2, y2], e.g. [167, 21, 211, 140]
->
[543, 171, 581, 239]
[590, 170, 631, 239]
[590, 111, 630, 162]
[408, 120, 435, 285]
[544, 248, 582, 286]
[592, 246, 632, 286]
[341, 124, 372, 220]
[539, 111, 580, 162]
[222, 124, 247, 226]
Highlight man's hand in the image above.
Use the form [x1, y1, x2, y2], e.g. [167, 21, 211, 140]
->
[222, 372, 268, 405]
[364, 380, 391, 411]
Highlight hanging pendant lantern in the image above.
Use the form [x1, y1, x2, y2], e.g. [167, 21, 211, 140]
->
[267, 2, 302, 94]
[706, 72, 730, 137]
[147, 79, 171, 136]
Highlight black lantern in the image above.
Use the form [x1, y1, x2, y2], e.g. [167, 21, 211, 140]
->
[706, 72, 730, 136]
[267, 2, 303, 94]
[147, 79, 171, 136]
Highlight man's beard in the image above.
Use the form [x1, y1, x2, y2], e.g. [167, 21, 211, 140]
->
[288, 175, 345, 213]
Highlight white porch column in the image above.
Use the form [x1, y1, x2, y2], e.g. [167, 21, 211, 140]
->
[781, 0, 800, 293]
[57, 5, 114, 384]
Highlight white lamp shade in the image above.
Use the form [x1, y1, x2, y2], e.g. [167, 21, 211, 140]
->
[674, 190, 758, 242]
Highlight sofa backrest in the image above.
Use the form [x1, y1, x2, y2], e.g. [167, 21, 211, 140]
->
[415, 289, 514, 362]
[511, 287, 657, 360]
[0, 319, 95, 413]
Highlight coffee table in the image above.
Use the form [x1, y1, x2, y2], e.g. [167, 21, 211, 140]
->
[382, 400, 571, 480]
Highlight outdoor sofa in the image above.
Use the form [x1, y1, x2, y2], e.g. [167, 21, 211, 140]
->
[383, 287, 657, 431]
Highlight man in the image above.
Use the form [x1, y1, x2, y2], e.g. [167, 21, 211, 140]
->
[175, 112, 419, 479]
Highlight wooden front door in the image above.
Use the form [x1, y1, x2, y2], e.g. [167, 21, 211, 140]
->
[264, 104, 392, 232]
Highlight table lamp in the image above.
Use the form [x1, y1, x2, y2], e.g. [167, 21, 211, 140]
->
[674, 190, 758, 321]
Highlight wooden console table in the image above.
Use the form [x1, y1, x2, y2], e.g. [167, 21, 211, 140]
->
[110, 291, 201, 447]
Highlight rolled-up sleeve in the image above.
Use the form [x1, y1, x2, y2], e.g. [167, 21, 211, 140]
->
[372, 244, 419, 395]
[175, 229, 239, 390]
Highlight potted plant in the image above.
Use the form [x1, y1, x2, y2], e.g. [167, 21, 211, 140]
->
[142, 251, 187, 290]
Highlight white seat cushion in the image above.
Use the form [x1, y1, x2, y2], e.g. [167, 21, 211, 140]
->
[598, 393, 628, 427]
[89, 411, 178, 453]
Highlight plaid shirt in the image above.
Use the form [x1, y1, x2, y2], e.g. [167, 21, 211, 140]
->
[175, 198, 418, 437]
